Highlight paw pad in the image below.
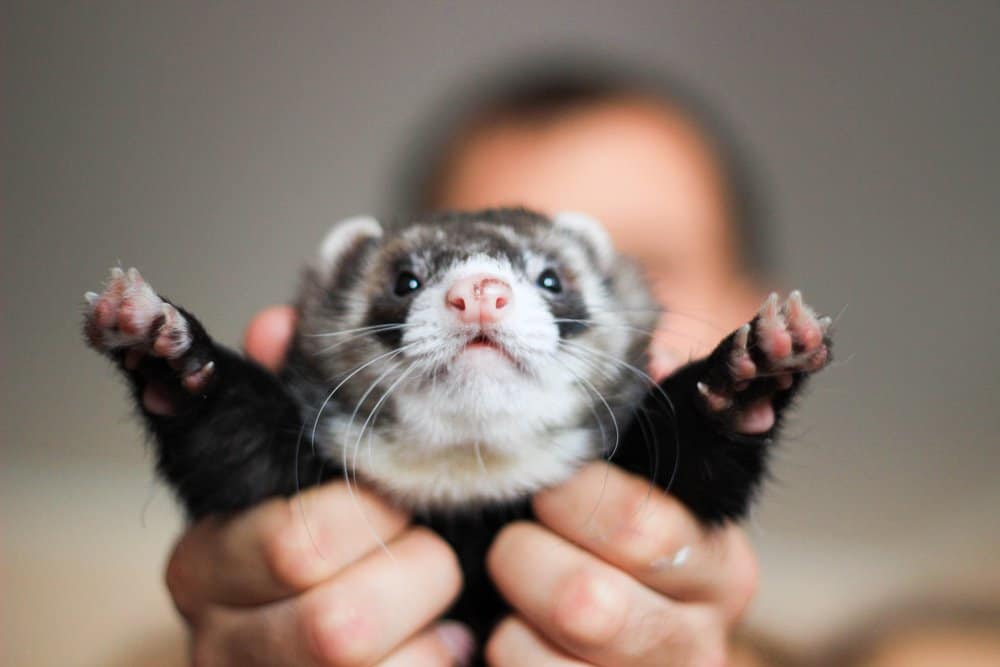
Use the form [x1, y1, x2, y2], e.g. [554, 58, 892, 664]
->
[699, 291, 832, 434]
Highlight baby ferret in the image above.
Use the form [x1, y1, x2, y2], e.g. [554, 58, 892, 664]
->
[83, 207, 832, 646]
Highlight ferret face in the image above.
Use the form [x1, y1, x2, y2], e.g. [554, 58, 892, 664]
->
[295, 209, 658, 510]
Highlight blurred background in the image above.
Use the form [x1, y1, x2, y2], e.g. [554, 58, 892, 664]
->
[3, 2, 999, 665]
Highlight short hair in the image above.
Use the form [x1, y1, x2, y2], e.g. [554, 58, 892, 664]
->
[389, 55, 772, 276]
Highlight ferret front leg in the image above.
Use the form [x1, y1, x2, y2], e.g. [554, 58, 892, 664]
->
[84, 267, 323, 518]
[616, 291, 833, 524]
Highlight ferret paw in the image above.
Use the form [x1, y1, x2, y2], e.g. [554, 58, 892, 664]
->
[697, 291, 831, 434]
[83, 268, 214, 397]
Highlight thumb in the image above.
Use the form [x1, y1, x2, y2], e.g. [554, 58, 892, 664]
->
[243, 305, 296, 372]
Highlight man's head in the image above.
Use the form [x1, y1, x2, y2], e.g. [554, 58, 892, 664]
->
[393, 62, 769, 361]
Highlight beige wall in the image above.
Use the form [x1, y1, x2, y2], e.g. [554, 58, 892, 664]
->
[4, 2, 999, 664]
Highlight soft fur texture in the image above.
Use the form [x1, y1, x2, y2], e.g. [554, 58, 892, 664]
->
[83, 207, 832, 652]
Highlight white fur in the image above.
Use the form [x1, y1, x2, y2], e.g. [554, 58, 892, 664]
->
[349, 424, 594, 510]
[553, 211, 616, 271]
[317, 215, 382, 274]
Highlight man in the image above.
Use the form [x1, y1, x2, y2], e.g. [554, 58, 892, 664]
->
[167, 65, 766, 666]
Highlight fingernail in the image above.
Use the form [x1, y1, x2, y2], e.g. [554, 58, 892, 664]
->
[671, 545, 692, 567]
[435, 621, 475, 666]
[651, 544, 692, 570]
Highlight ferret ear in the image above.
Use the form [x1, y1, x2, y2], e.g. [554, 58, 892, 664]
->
[316, 215, 383, 274]
[552, 211, 616, 270]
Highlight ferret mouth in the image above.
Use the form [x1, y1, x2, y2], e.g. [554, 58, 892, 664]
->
[461, 334, 517, 364]
[467, 334, 499, 349]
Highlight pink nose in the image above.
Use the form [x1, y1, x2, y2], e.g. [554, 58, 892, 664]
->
[445, 274, 513, 325]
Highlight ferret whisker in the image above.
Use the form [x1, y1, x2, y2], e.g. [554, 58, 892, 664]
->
[829, 302, 849, 328]
[343, 358, 406, 494]
[556, 345, 660, 483]
[550, 318, 659, 338]
[551, 346, 617, 530]
[590, 304, 728, 333]
[553, 347, 611, 449]
[315, 325, 413, 356]
[473, 438, 487, 475]
[292, 422, 331, 560]
[555, 345, 621, 460]
[352, 363, 417, 484]
[318, 333, 399, 357]
[562, 339, 680, 499]
[308, 322, 412, 338]
[309, 343, 416, 460]
[348, 362, 417, 559]
[582, 305, 663, 314]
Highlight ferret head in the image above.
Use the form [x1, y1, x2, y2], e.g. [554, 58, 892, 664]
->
[294, 208, 659, 511]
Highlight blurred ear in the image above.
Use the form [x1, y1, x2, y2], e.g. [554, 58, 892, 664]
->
[317, 215, 383, 274]
[552, 211, 616, 271]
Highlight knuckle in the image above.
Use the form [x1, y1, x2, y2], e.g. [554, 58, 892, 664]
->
[612, 487, 686, 568]
[300, 590, 374, 667]
[625, 606, 683, 659]
[407, 527, 463, 590]
[630, 607, 724, 664]
[260, 499, 319, 590]
[552, 568, 627, 646]
[486, 521, 536, 576]
[483, 616, 519, 665]
[165, 532, 202, 618]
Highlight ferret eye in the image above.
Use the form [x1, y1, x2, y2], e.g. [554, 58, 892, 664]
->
[537, 269, 562, 293]
[393, 271, 422, 296]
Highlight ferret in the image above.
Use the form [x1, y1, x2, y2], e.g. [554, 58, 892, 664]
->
[83, 207, 832, 649]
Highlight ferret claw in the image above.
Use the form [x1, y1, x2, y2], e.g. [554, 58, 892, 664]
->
[697, 381, 732, 412]
[761, 292, 779, 320]
[734, 324, 750, 351]
[784, 290, 803, 320]
[182, 361, 215, 394]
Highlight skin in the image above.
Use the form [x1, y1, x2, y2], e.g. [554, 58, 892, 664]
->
[167, 96, 762, 666]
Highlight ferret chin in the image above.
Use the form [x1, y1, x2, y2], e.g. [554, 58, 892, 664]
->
[82, 206, 833, 649]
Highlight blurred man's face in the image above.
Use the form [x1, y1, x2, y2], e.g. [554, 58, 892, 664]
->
[431, 97, 761, 361]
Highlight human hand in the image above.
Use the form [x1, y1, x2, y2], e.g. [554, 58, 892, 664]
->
[484, 463, 757, 666]
[163, 306, 474, 666]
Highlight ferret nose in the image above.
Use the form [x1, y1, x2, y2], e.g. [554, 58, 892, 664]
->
[445, 274, 513, 325]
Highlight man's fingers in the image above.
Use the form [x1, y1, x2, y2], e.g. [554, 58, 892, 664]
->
[195, 527, 464, 667]
[485, 616, 591, 666]
[166, 482, 409, 616]
[532, 462, 757, 620]
[377, 622, 476, 667]
[244, 304, 296, 371]
[488, 521, 725, 667]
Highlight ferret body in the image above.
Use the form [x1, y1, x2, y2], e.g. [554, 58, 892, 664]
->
[84, 207, 832, 649]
